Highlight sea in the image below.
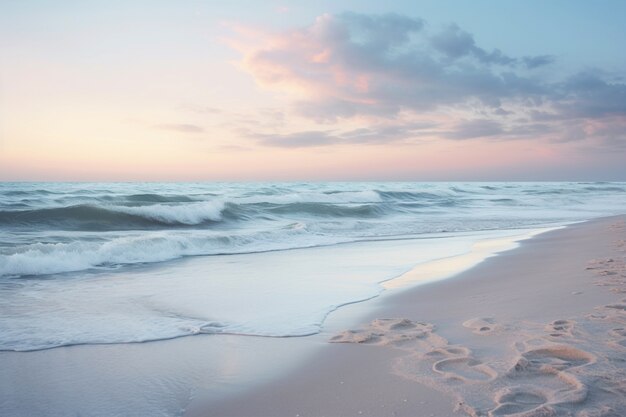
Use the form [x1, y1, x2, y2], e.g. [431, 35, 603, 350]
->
[1, 181, 625, 353]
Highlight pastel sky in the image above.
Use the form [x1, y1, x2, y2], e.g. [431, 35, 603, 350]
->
[1, 0, 625, 181]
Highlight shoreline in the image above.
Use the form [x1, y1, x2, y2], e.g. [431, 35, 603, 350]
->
[1, 226, 554, 352]
[194, 215, 626, 417]
[1, 215, 625, 417]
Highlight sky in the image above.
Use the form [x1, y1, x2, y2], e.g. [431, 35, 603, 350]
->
[1, 0, 625, 181]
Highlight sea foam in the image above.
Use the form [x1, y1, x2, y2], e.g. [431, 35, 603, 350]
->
[1, 182, 626, 350]
[0, 229, 534, 351]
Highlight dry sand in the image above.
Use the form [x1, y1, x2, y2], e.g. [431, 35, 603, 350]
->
[193, 216, 626, 417]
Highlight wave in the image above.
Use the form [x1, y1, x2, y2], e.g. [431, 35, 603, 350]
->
[266, 202, 384, 217]
[0, 202, 226, 229]
[0, 228, 347, 277]
[113, 201, 225, 225]
[377, 190, 443, 201]
[235, 190, 382, 205]
[582, 186, 625, 192]
[1, 183, 625, 278]
[0, 191, 387, 230]
[123, 193, 198, 203]
[490, 198, 517, 204]
[523, 185, 625, 195]
[3, 189, 57, 196]
[0, 199, 383, 230]
[3, 184, 622, 232]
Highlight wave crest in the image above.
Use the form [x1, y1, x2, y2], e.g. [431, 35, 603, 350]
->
[113, 201, 225, 225]
[0, 228, 346, 277]
[0, 201, 227, 229]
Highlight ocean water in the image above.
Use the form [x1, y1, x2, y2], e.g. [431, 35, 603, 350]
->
[1, 182, 625, 351]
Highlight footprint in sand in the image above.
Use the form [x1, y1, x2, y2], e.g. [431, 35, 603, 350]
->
[329, 329, 380, 344]
[501, 345, 592, 411]
[517, 345, 595, 372]
[463, 317, 502, 335]
[329, 318, 446, 351]
[504, 368, 588, 410]
[587, 312, 609, 320]
[545, 319, 576, 338]
[490, 387, 550, 416]
[433, 356, 496, 382]
[424, 345, 470, 359]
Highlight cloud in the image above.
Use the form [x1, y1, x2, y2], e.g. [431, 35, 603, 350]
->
[443, 119, 558, 141]
[340, 121, 437, 143]
[522, 55, 555, 69]
[154, 123, 205, 133]
[556, 71, 626, 118]
[252, 130, 336, 148]
[430, 24, 475, 59]
[430, 24, 515, 66]
[444, 120, 504, 140]
[234, 13, 556, 119]
[230, 12, 626, 150]
[248, 121, 437, 148]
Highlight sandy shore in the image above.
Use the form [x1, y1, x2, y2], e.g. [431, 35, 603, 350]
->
[194, 216, 626, 417]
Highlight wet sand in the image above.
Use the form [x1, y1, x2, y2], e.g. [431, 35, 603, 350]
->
[196, 216, 626, 417]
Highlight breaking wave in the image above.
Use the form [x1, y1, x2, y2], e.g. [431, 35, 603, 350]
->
[1, 182, 625, 277]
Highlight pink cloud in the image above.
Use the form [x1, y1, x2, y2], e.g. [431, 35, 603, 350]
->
[227, 13, 626, 151]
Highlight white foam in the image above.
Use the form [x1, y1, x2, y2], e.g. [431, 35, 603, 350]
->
[0, 229, 346, 277]
[234, 190, 382, 205]
[0, 229, 544, 351]
[112, 200, 226, 224]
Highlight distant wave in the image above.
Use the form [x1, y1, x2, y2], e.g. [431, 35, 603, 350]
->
[235, 190, 382, 204]
[0, 190, 388, 230]
[0, 202, 226, 229]
[376, 190, 443, 201]
[524, 186, 625, 195]
[265, 202, 384, 217]
[114, 201, 226, 225]
[582, 186, 625, 192]
[1, 182, 625, 277]
[123, 193, 198, 203]
[4, 189, 57, 196]
[1, 181, 626, 353]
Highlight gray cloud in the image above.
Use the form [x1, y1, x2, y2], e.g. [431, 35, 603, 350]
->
[431, 24, 516, 66]
[430, 24, 475, 59]
[243, 12, 562, 121]
[522, 55, 555, 69]
[340, 12, 425, 48]
[556, 71, 626, 118]
[249, 121, 436, 148]
[444, 120, 504, 140]
[340, 121, 437, 143]
[250, 118, 552, 148]
[251, 131, 336, 148]
[236, 12, 626, 149]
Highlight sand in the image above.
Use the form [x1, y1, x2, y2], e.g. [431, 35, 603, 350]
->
[195, 216, 626, 417]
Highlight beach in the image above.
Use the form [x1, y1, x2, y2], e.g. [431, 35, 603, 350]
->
[3, 2, 626, 415]
[1, 184, 626, 417]
[196, 215, 626, 417]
